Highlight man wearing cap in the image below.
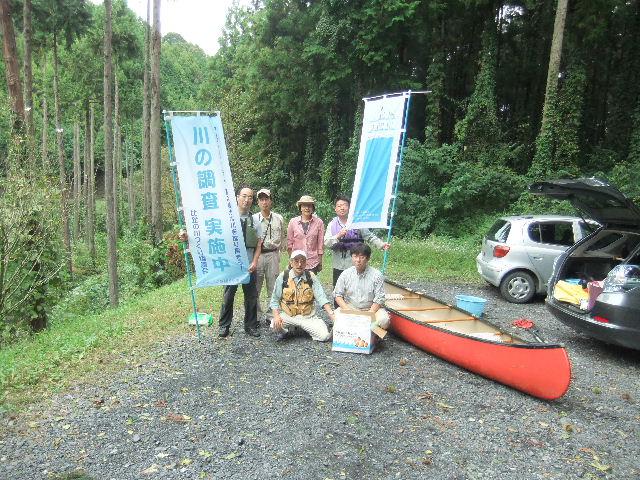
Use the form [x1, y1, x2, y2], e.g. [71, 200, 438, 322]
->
[270, 250, 335, 341]
[253, 188, 286, 326]
[287, 195, 325, 273]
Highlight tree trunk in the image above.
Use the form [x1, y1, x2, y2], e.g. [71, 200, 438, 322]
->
[114, 72, 120, 238]
[0, 0, 25, 128]
[23, 0, 35, 159]
[41, 96, 48, 170]
[541, 0, 569, 127]
[87, 104, 96, 264]
[73, 122, 81, 238]
[41, 52, 48, 170]
[142, 0, 152, 230]
[83, 103, 90, 234]
[104, 0, 118, 306]
[126, 140, 136, 229]
[150, 0, 163, 244]
[53, 35, 72, 277]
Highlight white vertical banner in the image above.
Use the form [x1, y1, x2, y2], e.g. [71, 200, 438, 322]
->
[171, 115, 249, 288]
[347, 93, 409, 229]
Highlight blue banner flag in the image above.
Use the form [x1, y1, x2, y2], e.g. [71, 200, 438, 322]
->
[347, 93, 410, 229]
[171, 115, 250, 287]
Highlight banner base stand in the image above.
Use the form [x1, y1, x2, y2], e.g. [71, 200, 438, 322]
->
[188, 312, 213, 326]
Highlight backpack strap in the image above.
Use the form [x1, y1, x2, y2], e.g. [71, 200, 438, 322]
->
[282, 268, 313, 287]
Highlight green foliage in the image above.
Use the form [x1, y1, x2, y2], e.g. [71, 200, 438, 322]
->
[627, 99, 640, 167]
[51, 228, 184, 324]
[395, 135, 524, 238]
[454, 22, 500, 150]
[0, 174, 64, 344]
[531, 60, 585, 181]
[424, 52, 444, 147]
[161, 34, 208, 110]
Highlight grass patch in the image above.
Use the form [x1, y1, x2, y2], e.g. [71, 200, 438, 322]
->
[0, 279, 222, 410]
[368, 235, 480, 283]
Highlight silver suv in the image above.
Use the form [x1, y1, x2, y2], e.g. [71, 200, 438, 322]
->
[476, 215, 597, 303]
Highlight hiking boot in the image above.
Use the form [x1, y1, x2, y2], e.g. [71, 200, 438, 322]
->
[218, 326, 230, 338]
[245, 328, 260, 337]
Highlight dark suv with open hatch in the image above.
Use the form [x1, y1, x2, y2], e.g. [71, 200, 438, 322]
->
[530, 178, 640, 350]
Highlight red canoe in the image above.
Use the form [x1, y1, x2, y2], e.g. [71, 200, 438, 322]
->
[384, 280, 571, 400]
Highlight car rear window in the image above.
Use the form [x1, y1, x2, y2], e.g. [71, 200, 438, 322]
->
[486, 220, 510, 242]
[528, 222, 574, 246]
[578, 221, 598, 238]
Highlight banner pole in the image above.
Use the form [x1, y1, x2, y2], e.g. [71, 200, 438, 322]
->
[163, 112, 202, 341]
[382, 92, 413, 274]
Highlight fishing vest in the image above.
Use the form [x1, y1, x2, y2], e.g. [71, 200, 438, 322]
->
[280, 269, 315, 316]
[241, 214, 258, 249]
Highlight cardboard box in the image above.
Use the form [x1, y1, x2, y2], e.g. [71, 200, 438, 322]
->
[332, 310, 376, 354]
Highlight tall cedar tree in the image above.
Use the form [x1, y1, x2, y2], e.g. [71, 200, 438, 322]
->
[53, 36, 72, 276]
[142, 0, 151, 227]
[0, 0, 25, 129]
[150, 0, 162, 244]
[531, 0, 569, 179]
[104, 0, 118, 306]
[40, 56, 48, 170]
[87, 104, 96, 264]
[23, 0, 35, 158]
[73, 121, 81, 238]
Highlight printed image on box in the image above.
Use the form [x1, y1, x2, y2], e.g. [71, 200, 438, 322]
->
[332, 310, 376, 354]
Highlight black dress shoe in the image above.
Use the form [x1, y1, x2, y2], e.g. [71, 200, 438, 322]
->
[245, 328, 260, 337]
[218, 326, 230, 337]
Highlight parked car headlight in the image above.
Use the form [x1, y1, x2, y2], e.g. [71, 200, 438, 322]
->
[602, 265, 640, 293]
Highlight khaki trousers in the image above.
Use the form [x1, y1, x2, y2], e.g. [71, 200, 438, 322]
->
[256, 250, 281, 320]
[273, 311, 331, 342]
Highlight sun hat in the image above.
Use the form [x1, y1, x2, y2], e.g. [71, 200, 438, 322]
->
[257, 188, 271, 198]
[296, 195, 316, 207]
[290, 249, 307, 259]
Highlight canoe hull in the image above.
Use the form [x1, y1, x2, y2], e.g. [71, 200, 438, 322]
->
[387, 289, 572, 400]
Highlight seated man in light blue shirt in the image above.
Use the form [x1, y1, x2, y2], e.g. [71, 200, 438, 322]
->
[270, 250, 336, 341]
[333, 243, 390, 329]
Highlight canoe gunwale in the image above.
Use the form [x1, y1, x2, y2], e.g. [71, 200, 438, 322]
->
[384, 279, 564, 350]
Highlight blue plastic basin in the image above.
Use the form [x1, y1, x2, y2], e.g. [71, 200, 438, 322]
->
[455, 294, 487, 317]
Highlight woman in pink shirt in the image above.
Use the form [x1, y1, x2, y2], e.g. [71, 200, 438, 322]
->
[287, 195, 325, 273]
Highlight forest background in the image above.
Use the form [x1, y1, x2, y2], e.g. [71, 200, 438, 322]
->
[1, 0, 639, 347]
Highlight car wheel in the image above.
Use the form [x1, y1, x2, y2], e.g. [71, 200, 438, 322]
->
[500, 271, 536, 303]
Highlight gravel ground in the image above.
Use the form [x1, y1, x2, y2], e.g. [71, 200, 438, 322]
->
[1, 280, 639, 480]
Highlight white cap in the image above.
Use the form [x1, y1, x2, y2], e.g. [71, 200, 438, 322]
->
[290, 249, 307, 260]
[256, 188, 271, 198]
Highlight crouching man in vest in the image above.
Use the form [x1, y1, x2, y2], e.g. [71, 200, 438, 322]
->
[270, 250, 335, 341]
